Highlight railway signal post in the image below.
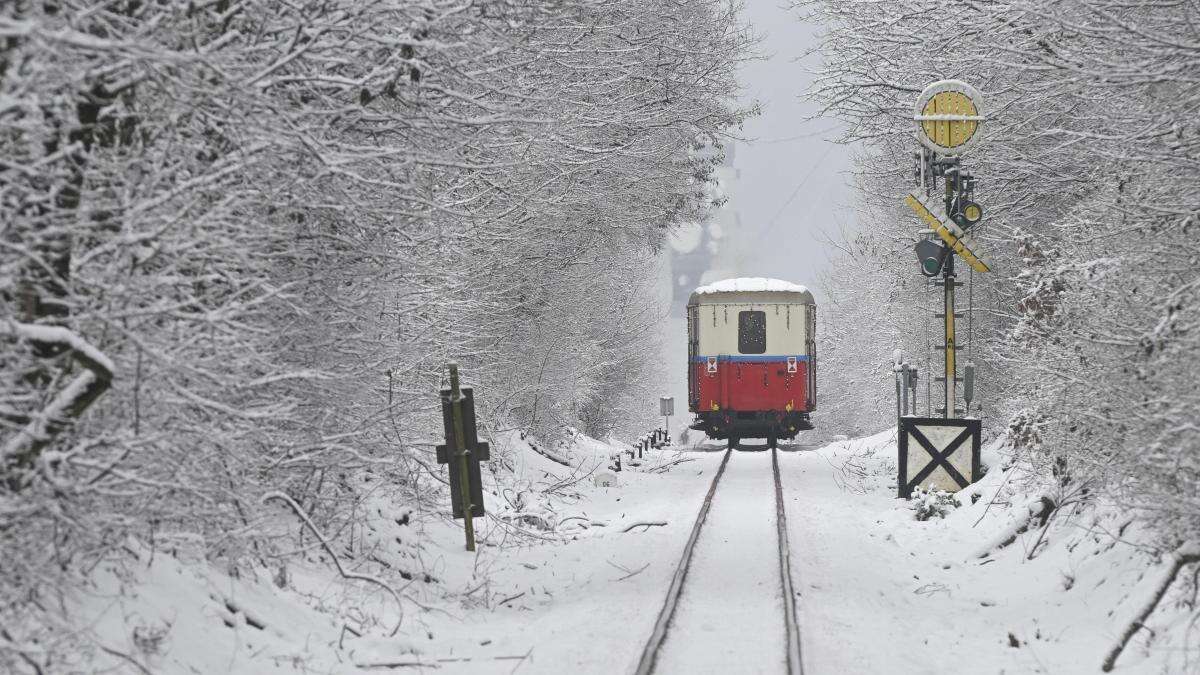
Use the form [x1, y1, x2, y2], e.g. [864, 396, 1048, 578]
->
[906, 80, 991, 420]
[894, 81, 991, 497]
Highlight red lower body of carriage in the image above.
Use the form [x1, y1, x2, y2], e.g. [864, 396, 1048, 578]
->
[687, 356, 814, 446]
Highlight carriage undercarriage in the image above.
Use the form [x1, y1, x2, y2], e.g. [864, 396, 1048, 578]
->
[690, 410, 814, 447]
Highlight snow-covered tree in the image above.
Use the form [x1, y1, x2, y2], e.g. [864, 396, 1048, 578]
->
[797, 0, 1200, 544]
[0, 1, 753, 668]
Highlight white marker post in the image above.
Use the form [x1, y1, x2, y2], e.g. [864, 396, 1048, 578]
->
[659, 396, 674, 441]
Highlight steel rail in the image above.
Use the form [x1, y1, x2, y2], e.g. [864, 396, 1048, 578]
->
[632, 448, 732, 675]
[773, 447, 805, 675]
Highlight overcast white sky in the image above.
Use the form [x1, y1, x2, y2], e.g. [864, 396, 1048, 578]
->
[724, 1, 854, 299]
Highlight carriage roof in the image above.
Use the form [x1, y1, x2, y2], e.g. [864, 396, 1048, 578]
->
[688, 277, 815, 306]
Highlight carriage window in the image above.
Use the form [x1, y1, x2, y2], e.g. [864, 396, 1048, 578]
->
[738, 311, 766, 354]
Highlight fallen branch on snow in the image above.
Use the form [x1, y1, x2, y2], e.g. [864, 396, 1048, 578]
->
[339, 623, 363, 649]
[610, 562, 650, 581]
[1101, 540, 1200, 672]
[648, 457, 695, 473]
[262, 491, 403, 636]
[358, 660, 441, 670]
[622, 521, 667, 533]
[498, 591, 526, 606]
[358, 650, 533, 670]
[970, 494, 1055, 560]
[528, 442, 572, 467]
[97, 643, 152, 675]
[215, 596, 268, 630]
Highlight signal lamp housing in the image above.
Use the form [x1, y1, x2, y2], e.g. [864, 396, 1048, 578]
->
[915, 239, 947, 277]
[956, 200, 983, 228]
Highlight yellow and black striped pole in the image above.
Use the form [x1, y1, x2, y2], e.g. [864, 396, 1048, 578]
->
[943, 255, 956, 419]
[944, 169, 957, 419]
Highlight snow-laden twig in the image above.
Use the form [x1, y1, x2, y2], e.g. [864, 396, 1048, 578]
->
[261, 491, 403, 637]
[607, 561, 650, 581]
[1101, 540, 1200, 672]
[1, 322, 113, 463]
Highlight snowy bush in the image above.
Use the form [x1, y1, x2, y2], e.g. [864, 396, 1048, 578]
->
[910, 488, 962, 521]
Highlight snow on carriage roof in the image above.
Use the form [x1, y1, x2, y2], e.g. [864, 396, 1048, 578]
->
[693, 277, 810, 295]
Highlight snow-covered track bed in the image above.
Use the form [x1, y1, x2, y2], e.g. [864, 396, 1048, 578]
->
[634, 448, 804, 675]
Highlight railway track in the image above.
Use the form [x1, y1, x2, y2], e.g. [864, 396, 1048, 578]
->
[633, 446, 804, 675]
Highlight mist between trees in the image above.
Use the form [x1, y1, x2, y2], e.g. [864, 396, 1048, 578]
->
[0, 1, 754, 662]
[800, 0, 1200, 547]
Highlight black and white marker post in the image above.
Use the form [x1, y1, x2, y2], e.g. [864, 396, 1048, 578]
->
[659, 396, 673, 444]
[907, 80, 991, 421]
[438, 363, 489, 551]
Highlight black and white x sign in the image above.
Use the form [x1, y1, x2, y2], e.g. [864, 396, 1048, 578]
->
[897, 417, 981, 498]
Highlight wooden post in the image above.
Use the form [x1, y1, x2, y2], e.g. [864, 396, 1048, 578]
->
[447, 363, 475, 551]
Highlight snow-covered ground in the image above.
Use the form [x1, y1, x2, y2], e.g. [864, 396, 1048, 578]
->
[60, 430, 1197, 674]
[64, 433, 728, 674]
[786, 431, 1199, 675]
[391, 436, 727, 673]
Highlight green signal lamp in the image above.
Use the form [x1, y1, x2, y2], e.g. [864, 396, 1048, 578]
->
[915, 239, 948, 277]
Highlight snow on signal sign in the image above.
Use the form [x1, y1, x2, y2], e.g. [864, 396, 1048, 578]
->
[904, 192, 991, 274]
[914, 80, 985, 156]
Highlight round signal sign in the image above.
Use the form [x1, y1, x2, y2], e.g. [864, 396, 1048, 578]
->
[914, 80, 985, 155]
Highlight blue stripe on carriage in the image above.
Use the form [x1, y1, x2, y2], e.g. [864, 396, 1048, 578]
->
[690, 355, 811, 363]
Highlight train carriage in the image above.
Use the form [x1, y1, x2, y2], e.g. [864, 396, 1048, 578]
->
[687, 278, 816, 448]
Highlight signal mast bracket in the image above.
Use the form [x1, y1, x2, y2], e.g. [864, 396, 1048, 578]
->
[904, 192, 991, 274]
